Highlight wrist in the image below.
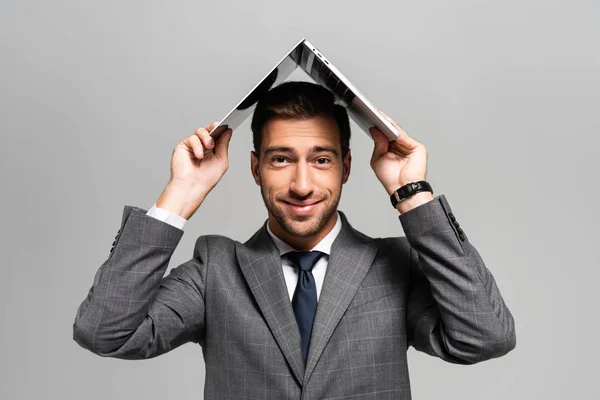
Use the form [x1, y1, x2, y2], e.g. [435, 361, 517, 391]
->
[394, 191, 434, 214]
[384, 179, 426, 199]
[156, 181, 208, 220]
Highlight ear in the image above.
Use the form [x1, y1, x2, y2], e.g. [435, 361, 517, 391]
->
[342, 149, 352, 184]
[250, 151, 261, 185]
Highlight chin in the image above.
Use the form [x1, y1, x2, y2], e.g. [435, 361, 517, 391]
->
[279, 207, 333, 238]
[282, 220, 322, 238]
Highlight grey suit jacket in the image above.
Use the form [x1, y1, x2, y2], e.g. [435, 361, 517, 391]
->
[73, 194, 516, 399]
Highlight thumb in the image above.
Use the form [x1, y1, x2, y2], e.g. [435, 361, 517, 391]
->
[215, 128, 233, 160]
[370, 127, 389, 163]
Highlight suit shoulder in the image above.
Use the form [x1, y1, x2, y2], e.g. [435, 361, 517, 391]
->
[191, 234, 237, 259]
[203, 234, 237, 246]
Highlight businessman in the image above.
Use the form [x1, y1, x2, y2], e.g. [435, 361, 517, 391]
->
[73, 81, 516, 399]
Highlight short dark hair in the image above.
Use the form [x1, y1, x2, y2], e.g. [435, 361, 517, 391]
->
[251, 81, 351, 159]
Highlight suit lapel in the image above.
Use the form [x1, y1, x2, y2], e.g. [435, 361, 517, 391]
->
[236, 223, 305, 384]
[303, 211, 379, 385]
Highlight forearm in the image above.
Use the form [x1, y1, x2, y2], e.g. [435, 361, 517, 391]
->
[156, 179, 209, 220]
[402, 194, 516, 363]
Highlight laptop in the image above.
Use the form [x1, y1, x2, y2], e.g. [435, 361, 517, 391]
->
[209, 38, 401, 141]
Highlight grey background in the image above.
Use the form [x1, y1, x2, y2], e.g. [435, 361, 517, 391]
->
[1, 0, 598, 399]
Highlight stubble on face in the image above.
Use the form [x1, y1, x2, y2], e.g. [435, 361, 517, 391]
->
[260, 180, 342, 238]
[252, 116, 350, 246]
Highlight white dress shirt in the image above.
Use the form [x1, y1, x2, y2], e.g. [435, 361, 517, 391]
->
[265, 212, 342, 301]
[146, 203, 187, 230]
[146, 204, 342, 301]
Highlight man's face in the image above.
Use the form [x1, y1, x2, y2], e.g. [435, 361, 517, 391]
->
[251, 115, 351, 241]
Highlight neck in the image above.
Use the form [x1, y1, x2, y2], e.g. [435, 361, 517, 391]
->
[268, 212, 338, 251]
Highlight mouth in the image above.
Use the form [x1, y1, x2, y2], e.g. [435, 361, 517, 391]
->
[282, 200, 322, 216]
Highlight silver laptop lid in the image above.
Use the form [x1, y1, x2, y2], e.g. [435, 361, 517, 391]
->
[210, 38, 400, 141]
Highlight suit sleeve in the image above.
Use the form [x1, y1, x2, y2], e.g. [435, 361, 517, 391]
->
[400, 194, 516, 364]
[72, 205, 208, 359]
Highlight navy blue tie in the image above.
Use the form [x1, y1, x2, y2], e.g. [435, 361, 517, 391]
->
[284, 251, 325, 363]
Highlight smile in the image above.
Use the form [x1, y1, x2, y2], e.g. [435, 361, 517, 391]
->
[283, 200, 321, 216]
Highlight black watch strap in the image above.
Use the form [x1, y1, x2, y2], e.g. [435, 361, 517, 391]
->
[390, 181, 433, 208]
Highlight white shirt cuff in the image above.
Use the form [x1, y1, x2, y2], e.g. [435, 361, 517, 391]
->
[146, 203, 187, 230]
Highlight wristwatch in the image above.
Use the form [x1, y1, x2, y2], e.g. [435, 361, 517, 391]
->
[390, 181, 433, 208]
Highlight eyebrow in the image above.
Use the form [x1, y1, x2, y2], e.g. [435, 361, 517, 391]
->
[263, 145, 339, 157]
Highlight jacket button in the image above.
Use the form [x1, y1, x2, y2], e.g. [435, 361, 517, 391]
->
[457, 227, 464, 235]
[459, 233, 466, 241]
[449, 213, 456, 222]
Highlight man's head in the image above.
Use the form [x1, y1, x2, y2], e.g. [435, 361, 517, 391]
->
[250, 81, 352, 249]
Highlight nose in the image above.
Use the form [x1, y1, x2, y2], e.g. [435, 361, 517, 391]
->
[290, 161, 314, 198]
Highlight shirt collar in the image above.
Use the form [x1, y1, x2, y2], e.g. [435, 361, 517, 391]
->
[266, 211, 342, 256]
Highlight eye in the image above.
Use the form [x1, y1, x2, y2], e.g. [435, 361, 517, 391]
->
[315, 158, 331, 165]
[272, 156, 289, 165]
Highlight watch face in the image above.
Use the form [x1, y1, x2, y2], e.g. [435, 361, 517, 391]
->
[391, 182, 433, 208]
[400, 185, 412, 198]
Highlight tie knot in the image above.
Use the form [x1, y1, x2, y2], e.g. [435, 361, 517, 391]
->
[284, 251, 325, 272]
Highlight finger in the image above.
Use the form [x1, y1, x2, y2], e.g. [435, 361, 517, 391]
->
[369, 127, 389, 163]
[206, 121, 219, 131]
[214, 128, 233, 160]
[392, 129, 423, 152]
[194, 126, 215, 151]
[187, 134, 205, 159]
[380, 113, 423, 150]
[379, 111, 407, 137]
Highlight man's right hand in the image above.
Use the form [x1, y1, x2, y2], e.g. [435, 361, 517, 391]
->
[155, 122, 233, 220]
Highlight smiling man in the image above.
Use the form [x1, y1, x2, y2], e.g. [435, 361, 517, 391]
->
[73, 81, 516, 399]
[252, 115, 348, 250]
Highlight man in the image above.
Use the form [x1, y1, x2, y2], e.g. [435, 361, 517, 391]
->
[73, 81, 516, 399]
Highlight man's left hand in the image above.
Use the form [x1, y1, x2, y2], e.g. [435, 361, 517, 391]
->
[370, 113, 434, 214]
